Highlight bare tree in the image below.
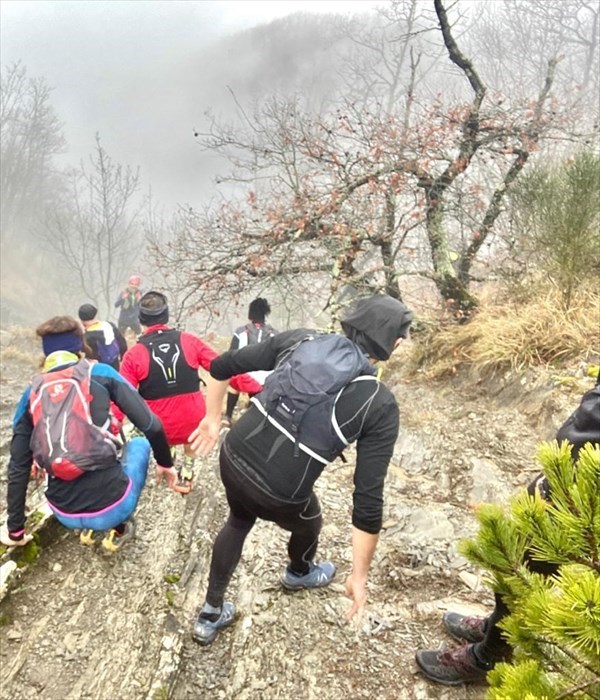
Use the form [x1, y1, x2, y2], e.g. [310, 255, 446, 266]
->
[43, 134, 143, 316]
[466, 0, 599, 114]
[0, 63, 65, 242]
[154, 0, 574, 322]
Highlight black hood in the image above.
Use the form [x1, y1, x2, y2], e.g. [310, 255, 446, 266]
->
[341, 295, 413, 361]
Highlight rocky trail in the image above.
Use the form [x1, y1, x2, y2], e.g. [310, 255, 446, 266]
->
[0, 328, 586, 700]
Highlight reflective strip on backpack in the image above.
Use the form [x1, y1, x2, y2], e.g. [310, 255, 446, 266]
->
[250, 397, 330, 465]
[44, 417, 53, 457]
[60, 413, 68, 452]
[330, 375, 379, 448]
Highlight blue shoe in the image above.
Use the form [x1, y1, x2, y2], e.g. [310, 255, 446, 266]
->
[281, 561, 336, 591]
[192, 602, 235, 646]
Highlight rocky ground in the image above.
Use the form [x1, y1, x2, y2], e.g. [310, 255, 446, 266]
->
[0, 326, 591, 700]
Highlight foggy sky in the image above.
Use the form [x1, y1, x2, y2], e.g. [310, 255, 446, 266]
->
[0, 0, 380, 212]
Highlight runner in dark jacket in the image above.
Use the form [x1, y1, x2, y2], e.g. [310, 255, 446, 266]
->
[1, 316, 175, 552]
[223, 297, 278, 426]
[114, 275, 143, 335]
[189, 294, 413, 645]
[415, 377, 600, 686]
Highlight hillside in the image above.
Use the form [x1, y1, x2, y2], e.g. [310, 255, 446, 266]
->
[0, 327, 590, 700]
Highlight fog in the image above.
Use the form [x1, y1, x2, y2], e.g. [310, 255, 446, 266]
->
[2, 0, 596, 330]
[0, 0, 380, 210]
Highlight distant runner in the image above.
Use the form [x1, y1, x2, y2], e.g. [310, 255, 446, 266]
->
[222, 297, 278, 427]
[115, 275, 143, 336]
[78, 303, 128, 370]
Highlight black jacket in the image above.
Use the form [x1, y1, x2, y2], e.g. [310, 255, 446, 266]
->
[211, 329, 400, 534]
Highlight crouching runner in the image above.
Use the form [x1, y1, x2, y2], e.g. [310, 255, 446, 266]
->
[189, 294, 413, 645]
[0, 316, 176, 553]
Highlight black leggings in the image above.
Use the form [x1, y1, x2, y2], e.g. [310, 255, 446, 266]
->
[205, 443, 323, 608]
[473, 476, 560, 665]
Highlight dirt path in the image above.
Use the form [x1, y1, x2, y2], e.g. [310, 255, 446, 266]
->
[0, 331, 583, 700]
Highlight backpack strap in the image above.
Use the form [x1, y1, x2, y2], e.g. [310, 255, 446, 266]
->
[330, 375, 379, 448]
[250, 397, 331, 465]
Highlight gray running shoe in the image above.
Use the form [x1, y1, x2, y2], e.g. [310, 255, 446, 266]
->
[415, 644, 491, 686]
[443, 611, 486, 643]
[281, 561, 336, 591]
[192, 602, 236, 646]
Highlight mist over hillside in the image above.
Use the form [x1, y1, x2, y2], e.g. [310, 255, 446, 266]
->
[1, 1, 597, 330]
[0, 10, 365, 328]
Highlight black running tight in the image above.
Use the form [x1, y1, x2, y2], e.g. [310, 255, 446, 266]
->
[205, 443, 323, 608]
[474, 475, 560, 665]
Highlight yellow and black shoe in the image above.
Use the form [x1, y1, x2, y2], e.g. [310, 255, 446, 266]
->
[79, 529, 98, 546]
[101, 517, 136, 553]
[173, 456, 195, 495]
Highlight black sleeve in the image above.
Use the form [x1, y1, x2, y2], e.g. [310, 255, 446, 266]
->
[527, 385, 600, 499]
[104, 370, 173, 468]
[352, 388, 400, 533]
[229, 333, 240, 351]
[6, 390, 34, 534]
[211, 329, 310, 380]
[556, 385, 600, 459]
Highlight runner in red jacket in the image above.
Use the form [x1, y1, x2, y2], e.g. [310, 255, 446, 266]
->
[118, 291, 261, 493]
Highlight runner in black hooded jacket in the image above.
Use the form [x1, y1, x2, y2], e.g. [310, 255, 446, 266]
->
[189, 295, 413, 645]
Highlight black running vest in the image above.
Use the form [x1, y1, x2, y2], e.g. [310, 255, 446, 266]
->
[138, 329, 200, 400]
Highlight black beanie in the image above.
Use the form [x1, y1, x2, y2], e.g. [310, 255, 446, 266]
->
[78, 304, 98, 322]
[138, 291, 169, 326]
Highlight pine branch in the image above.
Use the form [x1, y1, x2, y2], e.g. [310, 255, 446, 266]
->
[539, 637, 600, 682]
[556, 678, 600, 700]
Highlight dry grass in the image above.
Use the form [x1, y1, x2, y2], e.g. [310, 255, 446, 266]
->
[0, 346, 40, 367]
[410, 289, 600, 380]
[0, 327, 41, 369]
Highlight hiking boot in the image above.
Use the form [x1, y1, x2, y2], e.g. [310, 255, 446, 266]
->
[79, 529, 98, 546]
[281, 561, 336, 591]
[415, 644, 491, 686]
[174, 456, 195, 495]
[101, 517, 136, 553]
[443, 611, 487, 643]
[192, 602, 236, 646]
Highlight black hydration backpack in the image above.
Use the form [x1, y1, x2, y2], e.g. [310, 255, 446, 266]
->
[253, 333, 377, 463]
[244, 322, 277, 346]
[138, 329, 200, 399]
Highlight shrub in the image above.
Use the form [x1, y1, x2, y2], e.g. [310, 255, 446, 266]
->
[461, 442, 600, 699]
[508, 152, 600, 307]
